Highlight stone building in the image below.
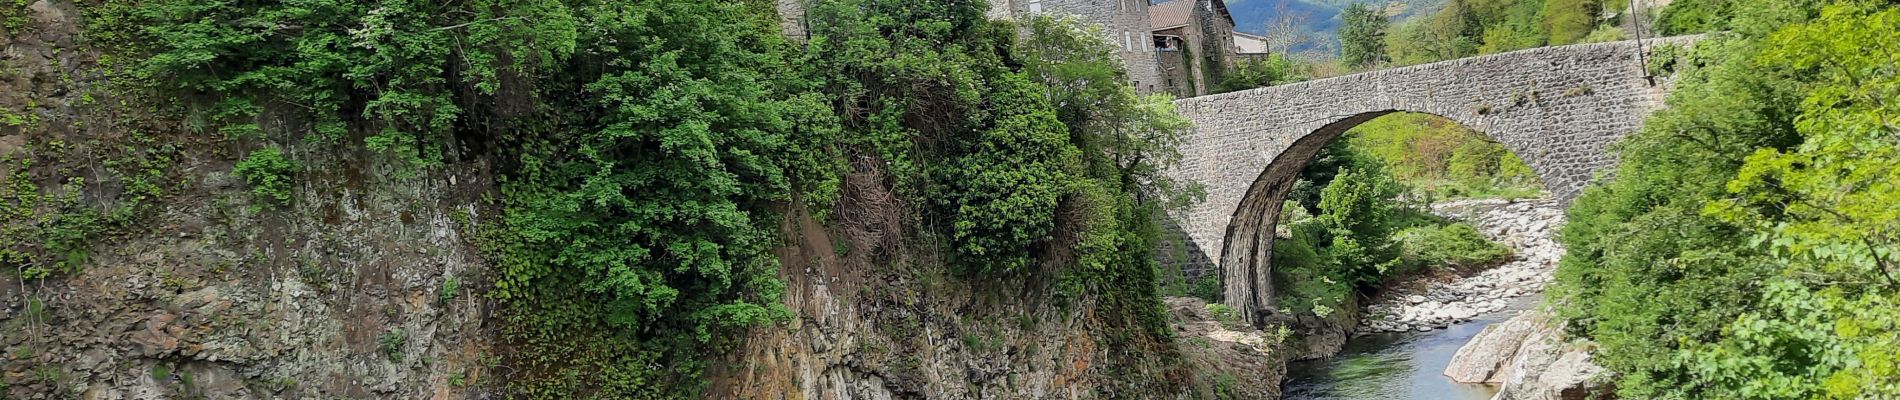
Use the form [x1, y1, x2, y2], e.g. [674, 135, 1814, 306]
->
[992, 0, 1165, 93]
[1150, 0, 1237, 97]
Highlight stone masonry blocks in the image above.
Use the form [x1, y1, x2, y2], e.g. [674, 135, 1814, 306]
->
[1166, 36, 1701, 324]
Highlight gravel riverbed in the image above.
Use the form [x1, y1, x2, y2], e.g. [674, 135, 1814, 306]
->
[1358, 198, 1566, 334]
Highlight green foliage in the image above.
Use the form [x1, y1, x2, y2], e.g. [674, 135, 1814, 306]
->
[1708, 4, 1900, 287]
[1579, 25, 1627, 43]
[1273, 218, 1352, 316]
[1339, 2, 1389, 68]
[1203, 303, 1238, 324]
[1395, 222, 1512, 271]
[232, 148, 296, 208]
[1543, 0, 1604, 45]
[1215, 54, 1308, 94]
[87, 0, 1200, 397]
[1287, 140, 1367, 211]
[1272, 151, 1414, 317]
[1, 130, 175, 279]
[1551, 33, 1794, 397]
[484, 1, 805, 397]
[90, 0, 579, 163]
[1686, 4, 1900, 397]
[1476, 0, 1550, 54]
[1, 169, 100, 279]
[438, 275, 459, 302]
[1656, 0, 1737, 35]
[805, 9, 1191, 347]
[1385, 11, 1476, 65]
[1344, 113, 1541, 200]
[0, 0, 29, 35]
[1379, 0, 1625, 66]
[941, 73, 1079, 273]
[379, 329, 405, 362]
[1315, 166, 1405, 286]
[1551, 1, 1900, 397]
[1187, 273, 1222, 303]
[150, 364, 171, 381]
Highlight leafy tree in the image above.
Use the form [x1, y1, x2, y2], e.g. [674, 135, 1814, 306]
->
[1339, 2, 1389, 68]
[1273, 218, 1349, 316]
[1314, 165, 1405, 286]
[1550, 31, 1798, 396]
[1016, 16, 1201, 211]
[1384, 0, 1484, 65]
[487, 1, 814, 397]
[1550, 0, 1900, 397]
[93, 0, 579, 165]
[1656, 0, 1738, 34]
[1342, 113, 1539, 199]
[1543, 0, 1603, 45]
[1287, 139, 1367, 211]
[941, 73, 1079, 273]
[1689, 5, 1900, 397]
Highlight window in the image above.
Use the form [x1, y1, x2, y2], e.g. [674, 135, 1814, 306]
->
[1028, 0, 1041, 13]
[1120, 0, 1126, 11]
[1124, 31, 1132, 51]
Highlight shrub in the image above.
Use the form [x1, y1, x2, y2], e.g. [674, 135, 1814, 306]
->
[940, 73, 1079, 274]
[1315, 166, 1404, 286]
[379, 329, 405, 362]
[1272, 220, 1350, 317]
[1396, 222, 1512, 272]
[232, 148, 296, 208]
[438, 275, 458, 302]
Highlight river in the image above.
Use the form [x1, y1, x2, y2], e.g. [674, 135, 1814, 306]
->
[1279, 199, 1561, 400]
[1279, 296, 1539, 400]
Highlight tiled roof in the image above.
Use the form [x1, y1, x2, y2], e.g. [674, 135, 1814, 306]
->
[1150, 0, 1194, 30]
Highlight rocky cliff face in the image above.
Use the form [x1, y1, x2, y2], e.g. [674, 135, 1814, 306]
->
[2, 3, 498, 398]
[2, 3, 1287, 399]
[1, 158, 500, 400]
[707, 167, 1288, 399]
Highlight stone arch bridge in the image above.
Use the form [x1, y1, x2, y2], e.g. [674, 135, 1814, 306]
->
[1165, 37, 1700, 325]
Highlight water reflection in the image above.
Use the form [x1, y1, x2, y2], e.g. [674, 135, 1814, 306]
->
[1280, 297, 1540, 400]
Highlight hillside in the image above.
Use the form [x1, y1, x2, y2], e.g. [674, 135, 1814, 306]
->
[1221, 0, 1447, 46]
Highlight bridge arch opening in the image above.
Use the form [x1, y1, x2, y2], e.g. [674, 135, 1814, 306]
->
[1217, 110, 1552, 326]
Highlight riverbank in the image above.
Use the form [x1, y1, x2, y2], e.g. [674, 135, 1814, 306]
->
[1360, 199, 1565, 333]
[1282, 295, 1540, 400]
[1280, 197, 1589, 399]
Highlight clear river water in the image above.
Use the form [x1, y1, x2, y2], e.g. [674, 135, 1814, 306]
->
[1279, 296, 1539, 400]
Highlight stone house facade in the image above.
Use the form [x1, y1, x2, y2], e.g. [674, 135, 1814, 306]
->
[1150, 0, 1237, 97]
[991, 0, 1165, 94]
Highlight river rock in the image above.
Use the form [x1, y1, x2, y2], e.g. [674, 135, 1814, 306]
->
[1443, 312, 1538, 383]
[1359, 198, 1567, 333]
[1446, 309, 1611, 400]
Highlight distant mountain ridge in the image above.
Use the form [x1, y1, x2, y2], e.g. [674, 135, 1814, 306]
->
[1204, 0, 1446, 52]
